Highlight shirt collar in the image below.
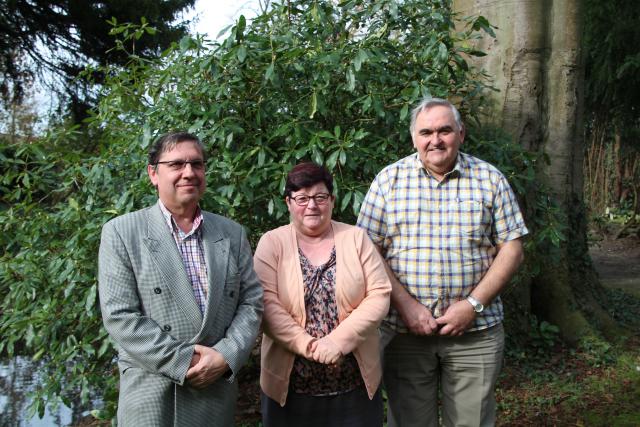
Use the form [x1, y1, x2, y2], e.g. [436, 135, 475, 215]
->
[158, 199, 204, 237]
[413, 151, 465, 179]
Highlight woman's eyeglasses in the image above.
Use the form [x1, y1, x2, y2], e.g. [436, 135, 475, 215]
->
[289, 193, 331, 206]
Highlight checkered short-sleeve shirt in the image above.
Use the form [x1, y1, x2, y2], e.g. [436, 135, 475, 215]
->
[357, 152, 528, 331]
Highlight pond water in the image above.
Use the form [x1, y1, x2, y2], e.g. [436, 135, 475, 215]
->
[0, 357, 94, 426]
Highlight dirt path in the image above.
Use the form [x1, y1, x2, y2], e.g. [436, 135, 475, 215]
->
[589, 235, 640, 297]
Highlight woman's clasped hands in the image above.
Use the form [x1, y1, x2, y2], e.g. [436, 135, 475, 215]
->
[307, 336, 343, 365]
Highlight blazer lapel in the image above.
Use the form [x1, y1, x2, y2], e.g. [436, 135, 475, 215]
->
[144, 203, 203, 330]
[200, 213, 229, 330]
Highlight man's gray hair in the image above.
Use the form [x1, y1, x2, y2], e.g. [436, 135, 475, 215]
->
[409, 97, 463, 137]
[148, 131, 205, 165]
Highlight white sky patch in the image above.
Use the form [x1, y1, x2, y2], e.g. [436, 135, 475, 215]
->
[186, 0, 260, 40]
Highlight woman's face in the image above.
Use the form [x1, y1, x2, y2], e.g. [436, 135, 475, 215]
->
[286, 182, 335, 237]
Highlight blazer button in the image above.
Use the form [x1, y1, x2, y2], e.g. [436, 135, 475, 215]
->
[229, 290, 235, 298]
[163, 324, 171, 332]
[154, 287, 162, 294]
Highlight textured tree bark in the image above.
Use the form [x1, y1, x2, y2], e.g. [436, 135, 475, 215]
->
[453, 0, 620, 342]
[454, 0, 546, 150]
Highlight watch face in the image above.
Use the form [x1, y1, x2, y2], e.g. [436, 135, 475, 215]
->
[467, 296, 483, 313]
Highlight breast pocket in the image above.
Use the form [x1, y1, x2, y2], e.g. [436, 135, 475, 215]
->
[450, 200, 487, 243]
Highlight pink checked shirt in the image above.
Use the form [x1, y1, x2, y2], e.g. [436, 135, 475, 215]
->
[159, 200, 209, 314]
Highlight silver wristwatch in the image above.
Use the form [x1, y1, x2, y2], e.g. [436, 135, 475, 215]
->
[466, 295, 484, 313]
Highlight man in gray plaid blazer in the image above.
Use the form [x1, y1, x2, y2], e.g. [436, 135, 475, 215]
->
[98, 132, 263, 426]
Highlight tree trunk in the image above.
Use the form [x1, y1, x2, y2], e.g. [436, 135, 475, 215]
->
[453, 0, 621, 342]
[614, 129, 622, 205]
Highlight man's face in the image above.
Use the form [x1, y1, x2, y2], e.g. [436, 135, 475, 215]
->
[147, 140, 206, 212]
[412, 105, 464, 179]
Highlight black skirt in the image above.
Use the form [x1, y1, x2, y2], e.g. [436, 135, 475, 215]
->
[261, 386, 383, 427]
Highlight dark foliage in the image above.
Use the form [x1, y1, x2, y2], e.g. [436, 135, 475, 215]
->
[0, 0, 195, 119]
[584, 0, 640, 131]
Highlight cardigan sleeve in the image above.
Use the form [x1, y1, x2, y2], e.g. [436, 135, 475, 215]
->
[327, 227, 391, 355]
[254, 231, 315, 358]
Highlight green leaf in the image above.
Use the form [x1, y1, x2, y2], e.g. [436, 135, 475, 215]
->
[265, 63, 275, 82]
[69, 198, 79, 210]
[25, 324, 35, 346]
[438, 42, 448, 63]
[339, 150, 346, 165]
[312, 148, 324, 165]
[327, 150, 340, 169]
[471, 15, 496, 38]
[179, 35, 193, 52]
[237, 45, 247, 63]
[340, 191, 353, 212]
[85, 285, 97, 314]
[400, 104, 409, 121]
[217, 24, 233, 39]
[64, 282, 76, 299]
[31, 145, 46, 160]
[236, 15, 247, 40]
[91, 409, 110, 420]
[362, 95, 372, 112]
[468, 50, 487, 57]
[309, 91, 318, 119]
[346, 68, 356, 92]
[188, 118, 205, 133]
[352, 191, 365, 215]
[37, 398, 45, 418]
[354, 49, 368, 72]
[142, 123, 152, 148]
[97, 337, 112, 358]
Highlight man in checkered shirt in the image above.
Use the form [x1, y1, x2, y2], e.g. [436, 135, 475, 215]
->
[357, 98, 528, 427]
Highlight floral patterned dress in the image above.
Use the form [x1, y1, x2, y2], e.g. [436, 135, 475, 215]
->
[289, 247, 364, 396]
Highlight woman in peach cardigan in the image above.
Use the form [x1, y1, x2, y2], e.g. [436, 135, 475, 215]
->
[253, 162, 391, 427]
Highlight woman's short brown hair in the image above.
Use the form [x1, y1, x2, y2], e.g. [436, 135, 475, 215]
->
[284, 162, 334, 197]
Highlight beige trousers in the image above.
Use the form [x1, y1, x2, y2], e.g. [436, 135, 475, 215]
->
[382, 323, 504, 427]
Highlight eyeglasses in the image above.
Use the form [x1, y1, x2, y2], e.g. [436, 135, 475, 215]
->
[289, 193, 331, 206]
[155, 159, 205, 171]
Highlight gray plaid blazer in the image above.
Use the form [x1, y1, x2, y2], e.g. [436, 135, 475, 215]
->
[98, 202, 263, 426]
